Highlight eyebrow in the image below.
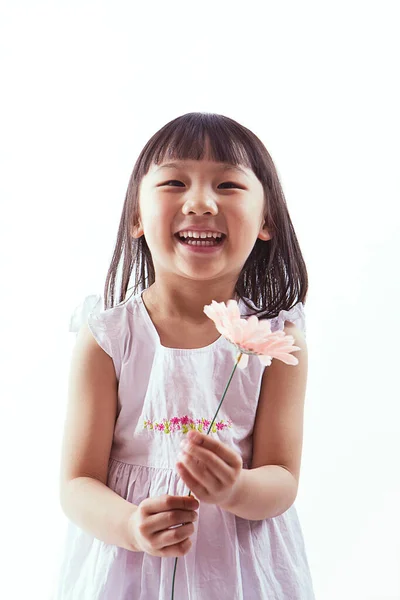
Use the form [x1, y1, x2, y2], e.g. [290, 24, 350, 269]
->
[155, 162, 249, 177]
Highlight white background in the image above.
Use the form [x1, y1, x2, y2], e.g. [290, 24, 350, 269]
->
[1, 1, 399, 598]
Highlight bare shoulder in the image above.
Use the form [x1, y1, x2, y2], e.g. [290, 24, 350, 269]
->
[59, 322, 118, 499]
[251, 321, 308, 487]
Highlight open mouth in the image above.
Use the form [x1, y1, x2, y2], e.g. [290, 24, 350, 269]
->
[175, 230, 226, 247]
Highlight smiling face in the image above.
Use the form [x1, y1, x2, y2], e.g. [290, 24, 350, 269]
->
[133, 148, 272, 287]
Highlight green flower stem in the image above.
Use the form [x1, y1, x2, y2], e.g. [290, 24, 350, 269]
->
[170, 352, 243, 600]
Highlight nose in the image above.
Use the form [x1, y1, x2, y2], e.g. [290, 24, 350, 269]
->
[181, 191, 218, 216]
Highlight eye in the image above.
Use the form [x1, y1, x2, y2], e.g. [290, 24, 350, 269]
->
[219, 181, 242, 189]
[161, 180, 242, 189]
[163, 180, 185, 186]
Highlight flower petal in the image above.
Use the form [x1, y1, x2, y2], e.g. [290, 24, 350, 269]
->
[204, 300, 224, 323]
[226, 299, 241, 321]
[258, 354, 272, 367]
[242, 315, 259, 338]
[270, 352, 299, 365]
[205, 300, 300, 369]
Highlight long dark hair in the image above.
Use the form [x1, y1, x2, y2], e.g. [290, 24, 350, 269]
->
[103, 112, 308, 319]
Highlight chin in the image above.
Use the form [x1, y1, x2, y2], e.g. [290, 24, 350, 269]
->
[178, 264, 239, 284]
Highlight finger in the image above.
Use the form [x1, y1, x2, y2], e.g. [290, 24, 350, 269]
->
[176, 461, 210, 501]
[159, 537, 192, 558]
[142, 494, 199, 515]
[155, 521, 195, 549]
[178, 448, 227, 497]
[186, 430, 241, 468]
[178, 447, 224, 494]
[146, 509, 198, 535]
[180, 443, 234, 486]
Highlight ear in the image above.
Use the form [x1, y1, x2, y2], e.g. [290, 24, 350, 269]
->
[257, 220, 273, 241]
[131, 220, 144, 239]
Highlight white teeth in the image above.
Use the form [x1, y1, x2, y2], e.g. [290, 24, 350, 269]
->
[178, 230, 223, 239]
[186, 240, 216, 246]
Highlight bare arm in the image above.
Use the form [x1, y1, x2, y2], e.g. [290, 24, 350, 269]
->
[59, 323, 138, 551]
[220, 322, 308, 520]
[61, 477, 139, 551]
[219, 465, 298, 520]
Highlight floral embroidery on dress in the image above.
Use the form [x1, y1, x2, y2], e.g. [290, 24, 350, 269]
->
[143, 416, 232, 434]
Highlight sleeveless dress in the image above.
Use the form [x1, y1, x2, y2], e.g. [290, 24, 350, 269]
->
[54, 292, 315, 600]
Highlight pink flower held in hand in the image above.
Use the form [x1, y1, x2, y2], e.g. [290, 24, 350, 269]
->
[204, 299, 301, 369]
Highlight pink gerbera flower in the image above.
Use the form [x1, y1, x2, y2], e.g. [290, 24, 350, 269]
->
[204, 299, 300, 369]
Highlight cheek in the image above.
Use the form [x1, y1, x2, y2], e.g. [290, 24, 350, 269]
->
[231, 203, 264, 237]
[140, 202, 176, 245]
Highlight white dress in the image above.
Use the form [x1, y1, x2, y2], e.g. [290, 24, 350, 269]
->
[54, 292, 315, 599]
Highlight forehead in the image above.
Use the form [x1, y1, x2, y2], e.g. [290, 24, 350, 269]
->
[148, 159, 251, 178]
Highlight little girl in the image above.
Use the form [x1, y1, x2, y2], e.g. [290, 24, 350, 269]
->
[56, 112, 315, 599]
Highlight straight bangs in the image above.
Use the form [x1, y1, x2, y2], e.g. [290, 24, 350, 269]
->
[135, 112, 264, 182]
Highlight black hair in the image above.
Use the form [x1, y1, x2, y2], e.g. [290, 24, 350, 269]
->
[103, 112, 308, 318]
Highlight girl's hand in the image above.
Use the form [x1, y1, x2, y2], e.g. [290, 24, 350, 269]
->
[128, 494, 199, 557]
[176, 430, 243, 506]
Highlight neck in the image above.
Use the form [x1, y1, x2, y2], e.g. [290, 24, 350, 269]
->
[143, 277, 238, 322]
